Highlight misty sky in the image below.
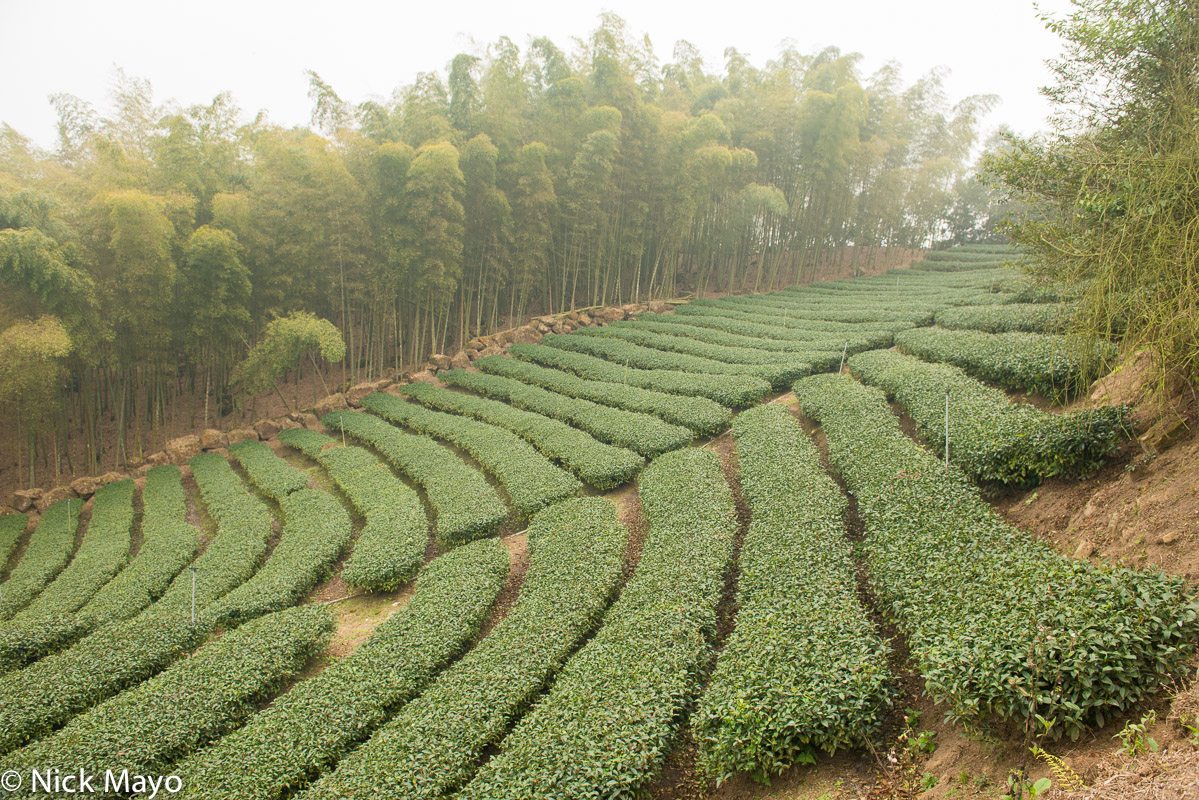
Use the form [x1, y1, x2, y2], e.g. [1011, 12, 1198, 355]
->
[1, 0, 1074, 151]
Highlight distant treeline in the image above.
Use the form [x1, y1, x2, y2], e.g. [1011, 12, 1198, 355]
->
[0, 14, 1006, 484]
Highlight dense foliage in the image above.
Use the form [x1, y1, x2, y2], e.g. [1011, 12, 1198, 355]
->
[178, 539, 508, 800]
[460, 447, 736, 798]
[0, 498, 80, 619]
[278, 428, 428, 591]
[304, 498, 628, 799]
[794, 373, 1199, 740]
[934, 303, 1071, 334]
[0, 512, 26, 571]
[694, 405, 893, 782]
[228, 440, 311, 501]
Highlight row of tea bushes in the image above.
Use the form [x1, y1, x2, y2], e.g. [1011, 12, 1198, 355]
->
[570, 323, 817, 371]
[303, 498, 628, 799]
[0, 513, 27, 572]
[397, 382, 644, 491]
[848, 349, 1128, 486]
[934, 303, 1072, 334]
[694, 405, 894, 782]
[793, 374, 1199, 741]
[357, 395, 580, 517]
[228, 441, 310, 501]
[179, 539, 508, 800]
[507, 342, 769, 408]
[320, 409, 509, 541]
[459, 448, 736, 799]
[0, 498, 81, 619]
[278, 429, 427, 592]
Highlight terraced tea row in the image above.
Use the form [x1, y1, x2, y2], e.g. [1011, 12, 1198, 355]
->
[0, 498, 81, 619]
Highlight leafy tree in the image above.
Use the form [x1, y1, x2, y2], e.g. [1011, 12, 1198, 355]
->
[0, 316, 72, 485]
[230, 312, 345, 410]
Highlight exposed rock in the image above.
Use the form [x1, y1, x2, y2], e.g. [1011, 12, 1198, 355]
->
[347, 379, 391, 408]
[599, 306, 626, 321]
[578, 312, 593, 326]
[509, 325, 541, 344]
[409, 370, 440, 385]
[277, 417, 302, 431]
[145, 451, 171, 467]
[451, 351, 472, 370]
[10, 488, 41, 512]
[70, 475, 103, 499]
[253, 419, 282, 440]
[136, 464, 154, 477]
[479, 335, 498, 348]
[299, 413, 321, 430]
[35, 486, 76, 513]
[1159, 530, 1182, 545]
[165, 435, 202, 466]
[535, 322, 551, 333]
[125, 456, 145, 470]
[227, 427, 259, 445]
[560, 321, 577, 332]
[467, 338, 485, 350]
[536, 315, 556, 326]
[551, 321, 566, 334]
[568, 311, 581, 322]
[1073, 540, 1095, 559]
[465, 348, 482, 361]
[479, 345, 504, 358]
[200, 429, 229, 451]
[312, 393, 348, 417]
[429, 353, 453, 372]
[648, 300, 669, 313]
[98, 471, 124, 487]
[1139, 413, 1188, 453]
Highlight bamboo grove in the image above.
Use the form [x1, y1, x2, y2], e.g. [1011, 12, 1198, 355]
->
[0, 14, 1005, 486]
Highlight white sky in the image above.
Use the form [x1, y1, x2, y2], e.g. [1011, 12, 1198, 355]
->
[1, 0, 1074, 152]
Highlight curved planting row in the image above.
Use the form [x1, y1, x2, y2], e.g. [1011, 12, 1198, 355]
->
[212, 487, 351, 626]
[609, 316, 892, 354]
[0, 513, 25, 571]
[303, 498, 628, 800]
[2, 606, 333, 786]
[793, 373, 1199, 740]
[397, 382, 644, 491]
[7, 480, 133, 623]
[570, 323, 816, 373]
[694, 405, 893, 783]
[848, 349, 1128, 487]
[439, 368, 692, 457]
[541, 332, 802, 390]
[355, 396, 579, 518]
[320, 409, 509, 542]
[687, 296, 935, 325]
[675, 300, 930, 330]
[636, 309, 914, 343]
[459, 447, 736, 799]
[278, 428, 427, 592]
[228, 440, 310, 501]
[473, 355, 730, 435]
[934, 302, 1073, 334]
[895, 326, 1113, 400]
[923, 250, 1013, 263]
[0, 498, 81, 619]
[507, 342, 769, 408]
[0, 455, 274, 754]
[178, 539, 508, 800]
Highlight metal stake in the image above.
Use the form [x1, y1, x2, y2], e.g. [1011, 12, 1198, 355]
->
[189, 567, 197, 627]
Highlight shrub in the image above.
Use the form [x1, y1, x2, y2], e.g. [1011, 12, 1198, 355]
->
[320, 409, 509, 541]
[397, 382, 644, 491]
[358, 395, 580, 518]
[439, 368, 692, 457]
[0, 513, 26, 571]
[474, 355, 730, 435]
[0, 498, 81, 619]
[305, 498, 628, 799]
[228, 440, 310, 501]
[848, 349, 1128, 486]
[793, 373, 1199, 741]
[278, 428, 427, 592]
[459, 448, 736, 799]
[694, 406, 894, 783]
[611, 316, 894, 353]
[177, 538, 508, 800]
[935, 303, 1073, 334]
[570, 323, 816, 372]
[507, 342, 769, 408]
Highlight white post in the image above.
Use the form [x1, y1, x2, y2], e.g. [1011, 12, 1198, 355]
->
[190, 567, 197, 627]
[623, 358, 629, 384]
[839, 341, 848, 374]
[944, 392, 950, 470]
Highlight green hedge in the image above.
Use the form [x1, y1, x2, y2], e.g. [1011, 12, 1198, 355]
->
[0, 513, 25, 572]
[676, 300, 932, 329]
[320, 409, 509, 541]
[0, 498, 81, 619]
[1, 606, 333, 786]
[229, 440, 310, 501]
[793, 373, 1199, 740]
[278, 428, 427, 592]
[507, 342, 769, 408]
[397, 382, 644, 491]
[9, 480, 133, 622]
[922, 250, 1012, 263]
[358, 395, 580, 518]
[848, 349, 1128, 487]
[459, 448, 736, 799]
[212, 488, 351, 625]
[304, 498, 628, 799]
[571, 323, 816, 373]
[474, 355, 730, 435]
[0, 457, 274, 754]
[541, 333, 803, 390]
[895, 327, 1114, 400]
[635, 310, 913, 344]
[611, 316, 893, 353]
[178, 539, 508, 800]
[935, 303, 1073, 334]
[439, 368, 692, 457]
[694, 405, 893, 782]
[686, 296, 934, 325]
